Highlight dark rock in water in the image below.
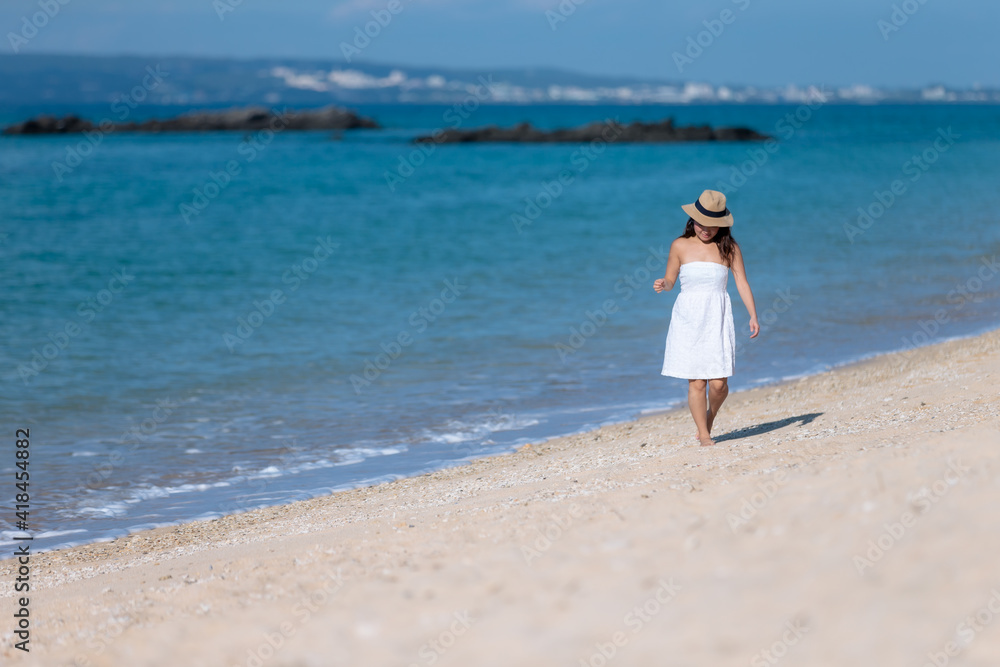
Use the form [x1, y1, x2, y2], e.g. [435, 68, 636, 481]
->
[414, 118, 770, 144]
[1, 115, 94, 134]
[1, 105, 379, 135]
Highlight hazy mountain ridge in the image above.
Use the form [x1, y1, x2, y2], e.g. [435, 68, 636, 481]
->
[2, 54, 997, 106]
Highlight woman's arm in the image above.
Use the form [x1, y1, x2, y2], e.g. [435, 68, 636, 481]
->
[653, 239, 682, 293]
[730, 244, 760, 338]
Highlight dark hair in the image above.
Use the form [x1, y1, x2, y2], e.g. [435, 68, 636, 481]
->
[679, 218, 738, 268]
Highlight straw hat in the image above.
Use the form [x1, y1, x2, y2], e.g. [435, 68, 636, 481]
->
[682, 189, 733, 227]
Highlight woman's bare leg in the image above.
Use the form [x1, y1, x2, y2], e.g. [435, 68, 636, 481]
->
[688, 379, 714, 446]
[707, 378, 729, 435]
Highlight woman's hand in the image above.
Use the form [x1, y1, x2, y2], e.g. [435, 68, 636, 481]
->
[748, 317, 760, 338]
[653, 278, 667, 293]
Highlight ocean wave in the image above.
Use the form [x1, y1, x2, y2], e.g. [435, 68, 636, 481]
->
[418, 412, 541, 445]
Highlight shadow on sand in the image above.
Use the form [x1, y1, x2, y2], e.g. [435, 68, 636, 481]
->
[713, 412, 823, 444]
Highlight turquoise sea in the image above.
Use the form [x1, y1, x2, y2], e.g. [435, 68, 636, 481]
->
[2, 102, 999, 553]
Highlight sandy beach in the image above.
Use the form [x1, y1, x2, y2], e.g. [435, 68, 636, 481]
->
[3, 327, 999, 666]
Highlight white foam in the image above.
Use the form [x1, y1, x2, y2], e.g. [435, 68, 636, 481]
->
[418, 413, 541, 445]
[41, 528, 87, 537]
[59, 444, 410, 524]
[0, 528, 87, 547]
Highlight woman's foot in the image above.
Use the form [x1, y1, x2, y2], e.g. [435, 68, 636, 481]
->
[698, 434, 716, 447]
[695, 410, 717, 440]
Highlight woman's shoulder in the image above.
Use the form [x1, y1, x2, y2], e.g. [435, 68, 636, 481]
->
[670, 236, 694, 252]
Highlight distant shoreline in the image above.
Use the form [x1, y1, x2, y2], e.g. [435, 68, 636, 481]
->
[2, 53, 997, 106]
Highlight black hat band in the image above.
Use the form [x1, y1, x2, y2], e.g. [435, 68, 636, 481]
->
[695, 200, 729, 218]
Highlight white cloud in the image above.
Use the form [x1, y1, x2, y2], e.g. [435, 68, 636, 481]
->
[327, 69, 408, 88]
[269, 67, 331, 91]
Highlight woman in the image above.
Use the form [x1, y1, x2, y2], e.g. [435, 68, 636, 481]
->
[654, 189, 759, 446]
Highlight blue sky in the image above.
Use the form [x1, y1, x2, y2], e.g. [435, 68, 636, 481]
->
[3, 0, 997, 87]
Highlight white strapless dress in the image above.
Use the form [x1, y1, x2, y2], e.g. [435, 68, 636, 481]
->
[661, 262, 735, 380]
